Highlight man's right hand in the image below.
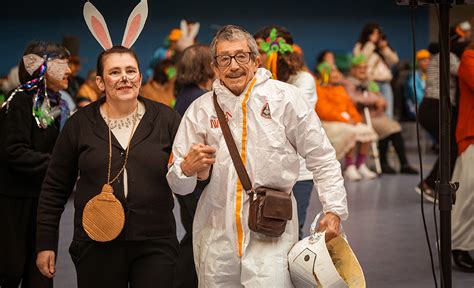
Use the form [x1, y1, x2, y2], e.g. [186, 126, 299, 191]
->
[36, 250, 56, 278]
[181, 144, 216, 178]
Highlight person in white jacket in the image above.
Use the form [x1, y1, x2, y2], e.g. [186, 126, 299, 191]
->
[167, 25, 348, 287]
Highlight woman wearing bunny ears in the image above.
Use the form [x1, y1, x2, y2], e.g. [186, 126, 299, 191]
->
[0, 41, 71, 288]
[35, 1, 183, 287]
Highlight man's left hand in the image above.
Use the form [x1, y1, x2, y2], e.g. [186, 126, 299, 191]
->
[317, 212, 341, 242]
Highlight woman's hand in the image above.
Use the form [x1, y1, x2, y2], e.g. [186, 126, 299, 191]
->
[36, 250, 56, 278]
[181, 144, 216, 178]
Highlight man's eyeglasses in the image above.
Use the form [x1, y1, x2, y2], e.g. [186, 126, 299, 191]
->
[214, 52, 252, 67]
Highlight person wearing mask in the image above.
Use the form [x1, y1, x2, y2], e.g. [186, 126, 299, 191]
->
[0, 41, 71, 288]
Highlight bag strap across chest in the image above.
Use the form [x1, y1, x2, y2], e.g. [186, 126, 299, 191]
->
[212, 92, 253, 195]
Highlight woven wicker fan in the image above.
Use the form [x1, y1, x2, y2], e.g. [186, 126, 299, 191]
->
[83, 184, 125, 242]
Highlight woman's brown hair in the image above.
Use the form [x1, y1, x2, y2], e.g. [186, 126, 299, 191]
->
[176, 44, 214, 87]
[275, 52, 304, 82]
[96, 46, 140, 77]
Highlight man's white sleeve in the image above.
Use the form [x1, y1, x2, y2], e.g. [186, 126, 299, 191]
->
[166, 108, 204, 196]
[285, 90, 348, 220]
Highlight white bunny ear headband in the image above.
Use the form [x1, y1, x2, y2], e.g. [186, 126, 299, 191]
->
[83, 0, 148, 50]
[176, 20, 200, 51]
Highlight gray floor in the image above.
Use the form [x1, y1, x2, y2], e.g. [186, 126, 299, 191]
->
[53, 151, 474, 288]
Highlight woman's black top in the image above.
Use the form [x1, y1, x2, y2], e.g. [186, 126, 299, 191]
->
[36, 96, 181, 252]
[0, 91, 60, 198]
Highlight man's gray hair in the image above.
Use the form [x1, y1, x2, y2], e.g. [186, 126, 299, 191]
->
[210, 25, 259, 62]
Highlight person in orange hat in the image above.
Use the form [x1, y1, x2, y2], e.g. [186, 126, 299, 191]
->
[404, 49, 430, 120]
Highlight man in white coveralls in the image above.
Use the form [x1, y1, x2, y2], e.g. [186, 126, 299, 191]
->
[166, 25, 348, 287]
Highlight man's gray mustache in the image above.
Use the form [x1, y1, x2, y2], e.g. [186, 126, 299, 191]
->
[226, 72, 245, 78]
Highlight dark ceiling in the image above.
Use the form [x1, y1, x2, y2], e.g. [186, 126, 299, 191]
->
[3, 0, 406, 20]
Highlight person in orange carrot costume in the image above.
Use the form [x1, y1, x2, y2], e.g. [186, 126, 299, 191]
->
[316, 62, 378, 181]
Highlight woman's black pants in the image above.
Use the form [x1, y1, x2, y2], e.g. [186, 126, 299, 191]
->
[69, 238, 178, 288]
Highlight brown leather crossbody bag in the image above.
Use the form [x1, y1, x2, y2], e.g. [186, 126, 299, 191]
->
[213, 92, 292, 237]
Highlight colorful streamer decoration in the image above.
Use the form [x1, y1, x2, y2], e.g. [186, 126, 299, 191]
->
[1, 61, 58, 129]
[259, 28, 294, 79]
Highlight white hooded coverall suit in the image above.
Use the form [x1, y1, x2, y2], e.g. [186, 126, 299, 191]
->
[167, 68, 348, 287]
